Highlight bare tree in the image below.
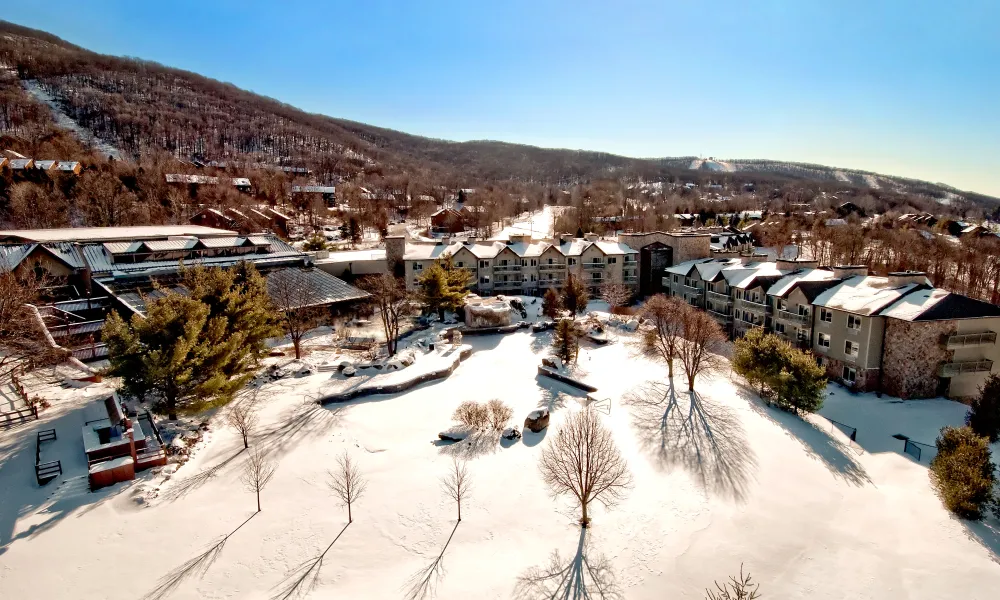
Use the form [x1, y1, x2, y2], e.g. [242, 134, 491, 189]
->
[539, 409, 632, 527]
[706, 564, 761, 600]
[0, 266, 68, 383]
[441, 458, 472, 522]
[358, 273, 411, 356]
[226, 395, 259, 449]
[640, 294, 686, 379]
[329, 451, 368, 523]
[267, 268, 327, 359]
[599, 283, 631, 315]
[240, 447, 277, 512]
[678, 304, 726, 391]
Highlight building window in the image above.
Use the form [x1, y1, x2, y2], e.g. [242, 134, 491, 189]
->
[608, 257, 617, 264]
[568, 258, 577, 266]
[777, 300, 787, 312]
[456, 261, 464, 268]
[797, 304, 809, 317]
[845, 340, 859, 357]
[592, 272, 601, 281]
[847, 314, 862, 330]
[673, 275, 679, 283]
[818, 333, 831, 348]
[499, 259, 508, 266]
[775, 322, 785, 334]
[413, 262, 423, 272]
[480, 276, 490, 284]
[820, 308, 833, 322]
[479, 260, 489, 268]
[796, 329, 809, 342]
[547, 257, 553, 264]
[530, 274, 536, 282]
[530, 259, 537, 266]
[843, 366, 857, 383]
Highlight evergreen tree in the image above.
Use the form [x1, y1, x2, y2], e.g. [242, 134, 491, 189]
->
[561, 274, 590, 319]
[733, 329, 826, 413]
[542, 287, 562, 319]
[552, 319, 580, 364]
[772, 348, 827, 414]
[930, 426, 998, 519]
[302, 232, 327, 251]
[732, 328, 789, 398]
[416, 255, 469, 320]
[967, 374, 1000, 442]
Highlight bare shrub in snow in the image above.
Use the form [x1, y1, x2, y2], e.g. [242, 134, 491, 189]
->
[539, 409, 632, 527]
[329, 451, 367, 523]
[453, 401, 489, 430]
[486, 399, 513, 431]
[240, 447, 277, 512]
[705, 564, 761, 599]
[442, 458, 472, 521]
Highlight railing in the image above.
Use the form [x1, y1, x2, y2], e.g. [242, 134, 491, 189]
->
[582, 262, 605, 270]
[683, 284, 703, 293]
[494, 280, 524, 289]
[492, 264, 521, 273]
[945, 331, 998, 349]
[623, 277, 638, 284]
[707, 308, 733, 322]
[939, 359, 994, 377]
[47, 320, 106, 338]
[539, 280, 564, 288]
[775, 310, 809, 325]
[736, 298, 768, 313]
[71, 344, 108, 360]
[706, 290, 732, 303]
[539, 263, 567, 271]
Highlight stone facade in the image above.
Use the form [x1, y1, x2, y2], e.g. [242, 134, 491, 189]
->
[882, 319, 954, 399]
[384, 235, 406, 277]
[822, 357, 879, 392]
[618, 231, 711, 265]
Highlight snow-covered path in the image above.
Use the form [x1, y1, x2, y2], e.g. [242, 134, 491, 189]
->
[494, 206, 554, 240]
[0, 324, 998, 599]
[22, 80, 125, 160]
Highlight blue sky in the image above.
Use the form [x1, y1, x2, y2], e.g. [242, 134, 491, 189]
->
[6, 1, 999, 195]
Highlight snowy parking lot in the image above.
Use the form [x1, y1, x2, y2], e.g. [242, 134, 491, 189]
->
[1, 318, 999, 599]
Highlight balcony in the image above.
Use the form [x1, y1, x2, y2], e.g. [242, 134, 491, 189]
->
[945, 331, 998, 349]
[737, 298, 768, 314]
[493, 280, 524, 290]
[683, 283, 703, 293]
[539, 280, 564, 288]
[940, 359, 994, 377]
[492, 264, 522, 274]
[706, 290, 732, 304]
[624, 276, 638, 285]
[582, 262, 606, 270]
[774, 310, 809, 325]
[539, 263, 567, 271]
[707, 308, 733, 323]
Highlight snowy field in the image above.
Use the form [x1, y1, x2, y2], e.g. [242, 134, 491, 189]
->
[2, 311, 1000, 599]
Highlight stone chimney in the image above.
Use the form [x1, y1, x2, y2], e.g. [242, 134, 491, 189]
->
[776, 258, 820, 271]
[584, 232, 599, 242]
[508, 234, 529, 245]
[440, 236, 451, 246]
[886, 271, 928, 287]
[384, 235, 406, 277]
[558, 233, 573, 245]
[465, 236, 477, 245]
[831, 265, 868, 279]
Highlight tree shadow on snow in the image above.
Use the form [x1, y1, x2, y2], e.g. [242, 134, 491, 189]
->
[270, 522, 351, 600]
[624, 380, 758, 502]
[404, 521, 460, 600]
[963, 517, 1000, 565]
[436, 431, 501, 459]
[143, 511, 258, 600]
[513, 527, 623, 600]
[158, 448, 246, 503]
[733, 383, 872, 487]
[259, 400, 343, 458]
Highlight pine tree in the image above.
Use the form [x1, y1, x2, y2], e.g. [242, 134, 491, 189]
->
[967, 374, 1000, 442]
[542, 287, 562, 319]
[552, 319, 580, 364]
[732, 328, 789, 399]
[561, 274, 589, 319]
[416, 255, 469, 320]
[930, 426, 997, 519]
[773, 347, 826, 414]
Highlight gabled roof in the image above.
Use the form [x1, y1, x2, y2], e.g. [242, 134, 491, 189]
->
[34, 160, 58, 170]
[593, 241, 637, 255]
[813, 275, 929, 316]
[291, 185, 336, 194]
[767, 268, 839, 298]
[9, 158, 33, 169]
[882, 289, 1000, 321]
[665, 258, 713, 277]
[695, 258, 742, 281]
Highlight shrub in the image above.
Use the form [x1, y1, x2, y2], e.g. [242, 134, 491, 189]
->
[967, 374, 1000, 443]
[930, 426, 997, 519]
[453, 401, 489, 430]
[486, 399, 514, 431]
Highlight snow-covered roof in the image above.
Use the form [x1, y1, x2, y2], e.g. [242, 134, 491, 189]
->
[56, 161, 80, 171]
[726, 263, 790, 289]
[232, 177, 252, 187]
[813, 275, 930, 316]
[593, 241, 637, 255]
[767, 268, 838, 298]
[34, 160, 58, 170]
[166, 173, 219, 185]
[9, 158, 33, 169]
[694, 258, 742, 281]
[292, 185, 335, 194]
[0, 225, 237, 244]
[882, 288, 1000, 321]
[507, 241, 550, 258]
[557, 239, 592, 256]
[665, 258, 713, 276]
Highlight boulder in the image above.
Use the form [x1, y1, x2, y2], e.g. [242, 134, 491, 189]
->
[542, 357, 563, 370]
[268, 349, 285, 357]
[342, 366, 356, 377]
[624, 319, 640, 332]
[524, 408, 550, 433]
[438, 430, 469, 442]
[502, 426, 522, 440]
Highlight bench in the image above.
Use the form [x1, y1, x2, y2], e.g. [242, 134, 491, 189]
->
[37, 429, 57, 443]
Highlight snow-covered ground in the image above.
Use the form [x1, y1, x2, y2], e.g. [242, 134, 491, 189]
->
[2, 307, 999, 599]
[22, 80, 125, 160]
[494, 206, 555, 240]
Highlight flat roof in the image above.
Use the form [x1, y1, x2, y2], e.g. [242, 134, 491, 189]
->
[0, 226, 238, 244]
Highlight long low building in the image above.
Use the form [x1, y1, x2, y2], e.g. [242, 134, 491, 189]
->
[0, 226, 368, 363]
[664, 259, 1000, 400]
